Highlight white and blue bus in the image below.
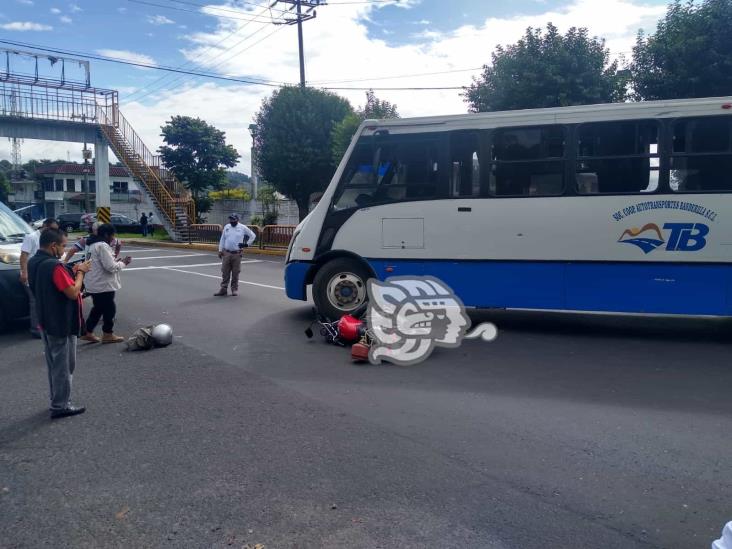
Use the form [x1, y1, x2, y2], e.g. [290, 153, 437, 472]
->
[285, 97, 732, 320]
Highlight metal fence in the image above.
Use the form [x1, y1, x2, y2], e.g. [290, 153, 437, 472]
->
[190, 224, 296, 250]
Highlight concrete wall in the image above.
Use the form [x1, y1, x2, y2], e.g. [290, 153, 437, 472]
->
[206, 199, 300, 226]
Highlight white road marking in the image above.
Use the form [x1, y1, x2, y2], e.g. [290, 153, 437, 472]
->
[163, 267, 285, 290]
[124, 260, 260, 271]
[114, 248, 161, 253]
[125, 253, 206, 261]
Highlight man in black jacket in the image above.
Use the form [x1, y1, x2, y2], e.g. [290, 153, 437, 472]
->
[28, 229, 91, 419]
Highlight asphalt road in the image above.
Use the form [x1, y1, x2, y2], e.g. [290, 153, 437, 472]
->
[2, 245, 732, 548]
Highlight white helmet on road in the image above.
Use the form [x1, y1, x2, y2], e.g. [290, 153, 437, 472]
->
[151, 324, 173, 347]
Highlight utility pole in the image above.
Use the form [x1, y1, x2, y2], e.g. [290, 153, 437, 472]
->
[271, 0, 324, 87]
[82, 143, 92, 214]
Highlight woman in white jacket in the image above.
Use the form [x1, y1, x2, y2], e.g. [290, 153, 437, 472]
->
[80, 224, 131, 343]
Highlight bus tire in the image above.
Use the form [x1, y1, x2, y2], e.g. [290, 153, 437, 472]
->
[313, 257, 371, 320]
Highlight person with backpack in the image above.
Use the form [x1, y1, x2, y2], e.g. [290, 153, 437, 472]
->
[80, 224, 131, 344]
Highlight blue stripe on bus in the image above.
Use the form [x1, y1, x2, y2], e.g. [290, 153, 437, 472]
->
[366, 259, 732, 316]
[285, 261, 310, 300]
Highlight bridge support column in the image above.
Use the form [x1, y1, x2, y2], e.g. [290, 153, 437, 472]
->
[95, 137, 111, 224]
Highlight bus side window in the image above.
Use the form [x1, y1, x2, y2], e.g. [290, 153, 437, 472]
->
[576, 120, 659, 195]
[488, 126, 565, 197]
[670, 116, 732, 192]
[450, 131, 481, 198]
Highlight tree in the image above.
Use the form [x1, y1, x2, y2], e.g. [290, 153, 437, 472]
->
[254, 86, 352, 221]
[464, 23, 627, 112]
[257, 185, 278, 226]
[331, 90, 400, 164]
[159, 116, 240, 221]
[631, 0, 732, 100]
[0, 171, 11, 206]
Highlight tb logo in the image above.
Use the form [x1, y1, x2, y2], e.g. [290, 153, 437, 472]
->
[618, 222, 710, 253]
[663, 223, 709, 251]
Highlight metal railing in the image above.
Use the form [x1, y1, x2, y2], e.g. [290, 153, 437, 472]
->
[260, 225, 295, 248]
[190, 224, 296, 250]
[0, 79, 116, 123]
[97, 105, 196, 234]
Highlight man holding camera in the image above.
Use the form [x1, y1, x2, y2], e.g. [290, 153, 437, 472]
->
[215, 213, 256, 297]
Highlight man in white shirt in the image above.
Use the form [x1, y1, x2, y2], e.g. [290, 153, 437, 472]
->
[215, 213, 256, 297]
[19, 217, 59, 338]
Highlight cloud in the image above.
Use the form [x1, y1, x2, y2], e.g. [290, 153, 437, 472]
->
[69, 3, 82, 12]
[96, 49, 158, 68]
[117, 7, 127, 13]
[0, 21, 52, 31]
[60, 15, 72, 23]
[50, 7, 61, 14]
[147, 14, 175, 25]
[16, 0, 34, 5]
[17, 0, 667, 174]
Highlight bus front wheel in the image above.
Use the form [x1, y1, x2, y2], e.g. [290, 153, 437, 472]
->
[313, 258, 371, 320]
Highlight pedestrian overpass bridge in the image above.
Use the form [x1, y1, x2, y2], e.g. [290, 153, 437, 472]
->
[0, 69, 195, 241]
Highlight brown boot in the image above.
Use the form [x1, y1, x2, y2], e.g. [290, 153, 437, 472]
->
[80, 333, 100, 343]
[101, 333, 125, 344]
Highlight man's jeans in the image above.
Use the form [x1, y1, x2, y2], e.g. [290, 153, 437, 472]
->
[41, 333, 77, 411]
[24, 284, 39, 335]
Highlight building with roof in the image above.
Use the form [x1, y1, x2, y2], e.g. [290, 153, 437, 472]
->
[23, 163, 153, 220]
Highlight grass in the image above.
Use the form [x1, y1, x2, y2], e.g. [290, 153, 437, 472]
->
[116, 231, 171, 242]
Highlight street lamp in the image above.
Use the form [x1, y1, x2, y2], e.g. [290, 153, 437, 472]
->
[248, 124, 259, 199]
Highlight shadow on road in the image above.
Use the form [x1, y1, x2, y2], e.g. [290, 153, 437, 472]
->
[0, 410, 51, 447]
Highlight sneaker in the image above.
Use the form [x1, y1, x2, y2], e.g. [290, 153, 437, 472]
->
[80, 333, 101, 343]
[51, 405, 86, 419]
[214, 290, 227, 297]
[231, 290, 238, 297]
[101, 333, 125, 344]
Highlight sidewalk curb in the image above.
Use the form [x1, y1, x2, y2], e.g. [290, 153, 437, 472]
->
[122, 239, 286, 257]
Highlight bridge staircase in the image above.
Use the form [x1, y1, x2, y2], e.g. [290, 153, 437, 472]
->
[97, 107, 195, 242]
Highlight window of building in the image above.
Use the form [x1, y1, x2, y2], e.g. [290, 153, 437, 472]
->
[55, 179, 64, 191]
[488, 125, 565, 197]
[670, 116, 732, 192]
[333, 134, 443, 209]
[44, 179, 54, 192]
[112, 181, 129, 193]
[89, 180, 96, 193]
[576, 120, 659, 194]
[65, 178, 75, 192]
[450, 131, 482, 198]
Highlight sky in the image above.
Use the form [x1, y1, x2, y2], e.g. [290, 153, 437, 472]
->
[0, 0, 670, 174]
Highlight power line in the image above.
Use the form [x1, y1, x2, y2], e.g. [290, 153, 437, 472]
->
[125, 4, 274, 101]
[324, 85, 464, 90]
[0, 40, 470, 93]
[0, 39, 284, 86]
[310, 66, 483, 84]
[164, 0, 291, 16]
[127, 0, 284, 23]
[130, 26, 285, 102]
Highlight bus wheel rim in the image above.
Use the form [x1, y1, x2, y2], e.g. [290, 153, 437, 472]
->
[326, 272, 365, 312]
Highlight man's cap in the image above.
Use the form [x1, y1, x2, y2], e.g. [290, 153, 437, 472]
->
[228, 213, 240, 221]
